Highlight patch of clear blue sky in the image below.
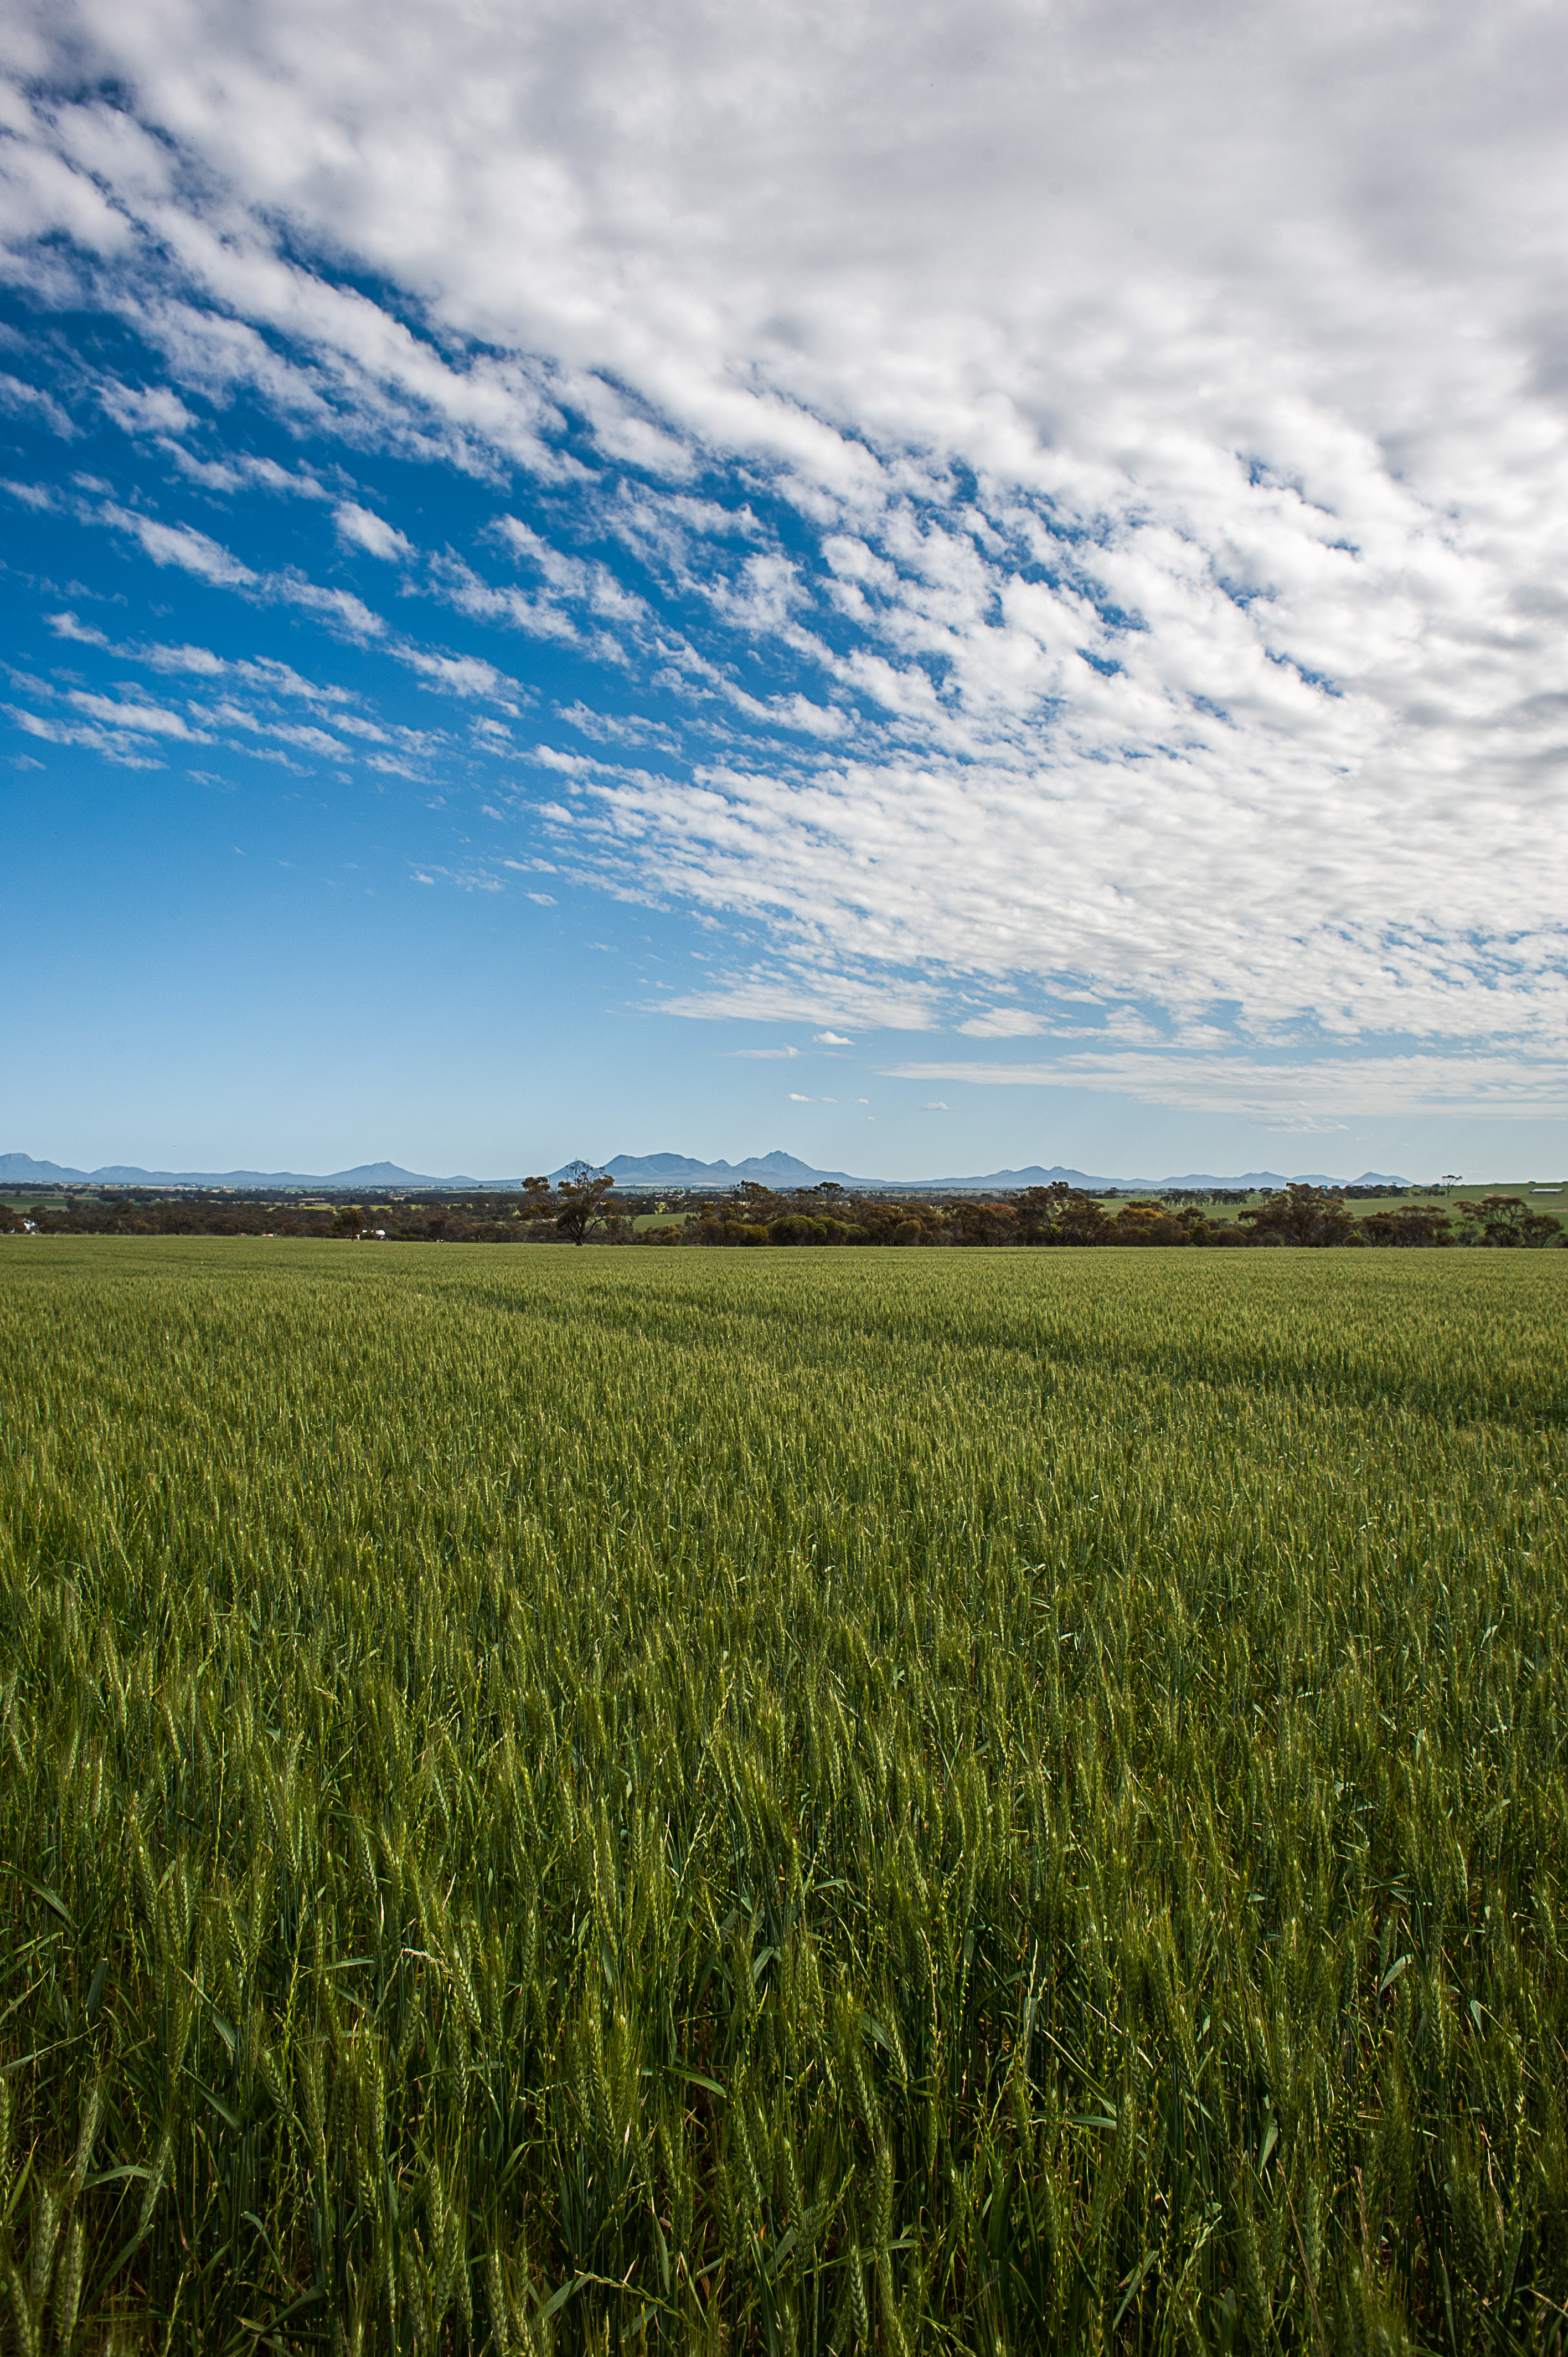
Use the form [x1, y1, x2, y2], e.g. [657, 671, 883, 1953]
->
[0, 284, 1551, 1182]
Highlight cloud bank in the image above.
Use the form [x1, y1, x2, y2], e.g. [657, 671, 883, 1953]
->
[3, 0, 1567, 1116]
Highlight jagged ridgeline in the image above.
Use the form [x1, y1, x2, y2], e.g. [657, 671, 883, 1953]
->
[1, 1240, 1565, 2353]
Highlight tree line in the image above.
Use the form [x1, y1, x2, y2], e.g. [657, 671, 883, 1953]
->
[5, 1175, 1561, 1248]
[684, 1181, 1560, 1248]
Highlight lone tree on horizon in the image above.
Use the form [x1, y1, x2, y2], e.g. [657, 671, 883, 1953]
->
[553, 1161, 616, 1245]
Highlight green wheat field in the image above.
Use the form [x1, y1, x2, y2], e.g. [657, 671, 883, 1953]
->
[2, 1239, 1566, 2355]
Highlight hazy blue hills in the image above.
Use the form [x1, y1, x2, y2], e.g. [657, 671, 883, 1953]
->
[599, 1151, 1411, 1193]
[4, 1147, 1410, 1195]
[601, 1150, 862, 1187]
[0, 1153, 489, 1190]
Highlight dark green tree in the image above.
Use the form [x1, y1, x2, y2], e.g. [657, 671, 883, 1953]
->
[1238, 1183, 1354, 1246]
[1359, 1205, 1453, 1247]
[1457, 1195, 1561, 1248]
[553, 1161, 616, 1245]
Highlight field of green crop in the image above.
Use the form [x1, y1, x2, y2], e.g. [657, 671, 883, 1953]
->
[1, 1239, 1565, 2355]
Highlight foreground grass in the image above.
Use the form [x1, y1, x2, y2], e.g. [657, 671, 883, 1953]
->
[1, 1239, 1566, 2354]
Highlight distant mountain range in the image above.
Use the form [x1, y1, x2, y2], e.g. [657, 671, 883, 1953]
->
[3, 1146, 1411, 1195]
[597, 1151, 1410, 1193]
[0, 1152, 492, 1191]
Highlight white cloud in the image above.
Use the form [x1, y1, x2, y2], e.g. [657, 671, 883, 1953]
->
[655, 967, 941, 1031]
[555, 701, 681, 753]
[814, 1030, 852, 1044]
[145, 642, 225, 675]
[432, 553, 580, 643]
[86, 497, 391, 641]
[50, 622, 231, 675]
[398, 649, 520, 701]
[99, 380, 193, 434]
[166, 447, 328, 498]
[46, 610, 110, 646]
[271, 573, 385, 636]
[101, 503, 256, 584]
[919, 1101, 949, 1113]
[9, 710, 164, 766]
[241, 659, 352, 702]
[0, 372, 73, 434]
[334, 500, 412, 560]
[888, 1051, 1568, 1124]
[210, 702, 345, 755]
[65, 688, 209, 739]
[957, 1009, 1045, 1039]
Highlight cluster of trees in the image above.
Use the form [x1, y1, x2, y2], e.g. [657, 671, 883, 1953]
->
[1444, 1193, 1565, 1248]
[6, 1178, 1561, 1249]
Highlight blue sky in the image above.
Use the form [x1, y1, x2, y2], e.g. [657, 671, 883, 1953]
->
[4, 0, 1568, 1183]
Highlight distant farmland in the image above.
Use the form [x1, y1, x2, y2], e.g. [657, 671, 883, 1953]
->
[2, 1240, 1565, 2351]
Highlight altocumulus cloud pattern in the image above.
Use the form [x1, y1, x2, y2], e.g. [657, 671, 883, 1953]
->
[3, 0, 1568, 1130]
